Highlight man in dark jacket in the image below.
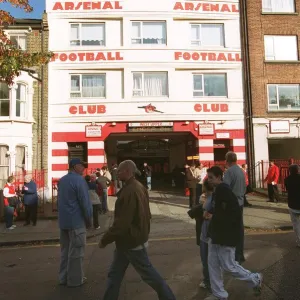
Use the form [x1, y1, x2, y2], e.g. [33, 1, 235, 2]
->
[185, 163, 197, 208]
[99, 160, 175, 300]
[284, 164, 300, 248]
[22, 175, 38, 226]
[204, 166, 262, 300]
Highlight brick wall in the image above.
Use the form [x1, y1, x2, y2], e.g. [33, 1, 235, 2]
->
[247, 0, 300, 118]
[25, 14, 49, 172]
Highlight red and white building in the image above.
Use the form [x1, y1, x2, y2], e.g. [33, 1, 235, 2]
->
[46, 0, 246, 182]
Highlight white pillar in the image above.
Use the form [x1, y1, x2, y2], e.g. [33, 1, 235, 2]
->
[10, 84, 17, 119]
[28, 87, 34, 122]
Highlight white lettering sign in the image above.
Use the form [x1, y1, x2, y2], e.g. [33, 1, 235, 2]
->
[198, 124, 214, 135]
[270, 121, 290, 134]
[86, 125, 102, 137]
[216, 132, 230, 139]
[128, 122, 174, 127]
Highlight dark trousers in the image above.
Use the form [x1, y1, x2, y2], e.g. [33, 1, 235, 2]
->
[267, 184, 280, 202]
[93, 204, 99, 228]
[200, 241, 210, 286]
[101, 189, 108, 213]
[4, 206, 14, 228]
[25, 204, 37, 225]
[103, 247, 176, 300]
[235, 206, 245, 262]
[196, 184, 203, 205]
[189, 188, 196, 208]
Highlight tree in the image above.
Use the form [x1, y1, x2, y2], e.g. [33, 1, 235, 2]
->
[0, 0, 53, 85]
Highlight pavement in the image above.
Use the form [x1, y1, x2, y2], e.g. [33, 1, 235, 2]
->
[0, 190, 293, 246]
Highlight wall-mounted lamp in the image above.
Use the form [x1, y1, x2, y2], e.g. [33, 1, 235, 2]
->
[6, 151, 11, 157]
[185, 121, 190, 125]
[112, 122, 116, 126]
[218, 121, 226, 125]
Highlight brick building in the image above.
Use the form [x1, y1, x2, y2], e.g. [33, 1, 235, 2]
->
[0, 16, 49, 188]
[241, 0, 300, 184]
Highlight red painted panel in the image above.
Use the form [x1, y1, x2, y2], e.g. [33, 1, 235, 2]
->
[52, 149, 68, 156]
[88, 149, 105, 156]
[233, 146, 246, 153]
[87, 163, 105, 169]
[198, 147, 214, 153]
[52, 164, 68, 171]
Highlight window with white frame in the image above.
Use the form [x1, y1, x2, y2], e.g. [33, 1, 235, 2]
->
[191, 24, 224, 46]
[0, 82, 10, 117]
[9, 34, 27, 50]
[264, 35, 298, 61]
[131, 21, 166, 45]
[70, 74, 106, 98]
[133, 72, 168, 97]
[262, 0, 295, 13]
[16, 83, 27, 118]
[193, 74, 227, 97]
[0, 145, 9, 189]
[70, 23, 105, 46]
[268, 84, 300, 110]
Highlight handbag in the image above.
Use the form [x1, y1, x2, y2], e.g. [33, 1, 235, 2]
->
[8, 196, 18, 207]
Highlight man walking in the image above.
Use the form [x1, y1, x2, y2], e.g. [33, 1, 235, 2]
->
[205, 166, 263, 300]
[142, 162, 152, 191]
[194, 162, 207, 205]
[99, 160, 176, 300]
[264, 161, 280, 203]
[185, 163, 197, 208]
[58, 158, 93, 287]
[223, 152, 246, 264]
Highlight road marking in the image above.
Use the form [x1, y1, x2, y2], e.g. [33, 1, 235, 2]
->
[0, 230, 294, 251]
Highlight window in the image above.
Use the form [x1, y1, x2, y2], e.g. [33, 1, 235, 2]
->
[268, 84, 300, 110]
[16, 84, 27, 118]
[262, 0, 295, 13]
[70, 74, 106, 98]
[131, 22, 166, 45]
[193, 74, 227, 97]
[191, 24, 224, 46]
[0, 145, 9, 189]
[68, 143, 87, 162]
[9, 34, 27, 50]
[15, 146, 26, 173]
[133, 72, 168, 97]
[70, 23, 105, 46]
[0, 83, 9, 117]
[264, 35, 298, 61]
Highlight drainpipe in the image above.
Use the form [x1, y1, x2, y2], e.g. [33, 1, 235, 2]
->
[239, 0, 256, 187]
[41, 21, 45, 170]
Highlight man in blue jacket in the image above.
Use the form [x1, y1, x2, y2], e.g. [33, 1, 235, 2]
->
[204, 166, 262, 300]
[58, 158, 93, 287]
[22, 175, 38, 226]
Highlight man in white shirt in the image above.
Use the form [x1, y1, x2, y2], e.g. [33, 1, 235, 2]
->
[195, 162, 207, 205]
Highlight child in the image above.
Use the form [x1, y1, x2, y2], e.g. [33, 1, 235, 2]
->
[199, 179, 214, 290]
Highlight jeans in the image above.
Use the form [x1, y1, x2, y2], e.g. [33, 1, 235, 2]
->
[4, 206, 14, 228]
[25, 204, 38, 225]
[208, 242, 260, 299]
[196, 184, 202, 205]
[101, 189, 108, 212]
[59, 228, 86, 287]
[147, 177, 152, 191]
[267, 184, 280, 202]
[189, 188, 196, 208]
[289, 209, 300, 246]
[103, 247, 176, 300]
[200, 241, 210, 286]
[235, 206, 245, 263]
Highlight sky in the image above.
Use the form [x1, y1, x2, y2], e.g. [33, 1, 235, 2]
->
[1, 0, 45, 19]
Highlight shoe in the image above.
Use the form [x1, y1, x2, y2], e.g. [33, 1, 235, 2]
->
[67, 277, 87, 288]
[95, 226, 101, 230]
[6, 226, 15, 230]
[12, 225, 17, 228]
[204, 295, 226, 300]
[23, 223, 30, 226]
[199, 281, 209, 289]
[253, 273, 263, 296]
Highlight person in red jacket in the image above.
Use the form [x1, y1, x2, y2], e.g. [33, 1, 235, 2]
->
[264, 161, 280, 203]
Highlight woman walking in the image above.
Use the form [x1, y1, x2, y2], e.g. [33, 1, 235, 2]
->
[85, 175, 101, 229]
[3, 176, 18, 230]
[22, 175, 38, 226]
[284, 164, 300, 247]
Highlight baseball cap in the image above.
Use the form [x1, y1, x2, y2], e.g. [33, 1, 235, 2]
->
[69, 158, 88, 168]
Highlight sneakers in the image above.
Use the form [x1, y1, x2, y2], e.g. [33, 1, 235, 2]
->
[199, 281, 210, 289]
[253, 273, 263, 296]
[12, 224, 17, 228]
[6, 226, 15, 230]
[95, 226, 101, 230]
